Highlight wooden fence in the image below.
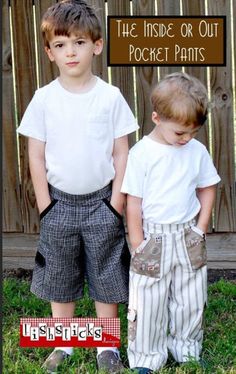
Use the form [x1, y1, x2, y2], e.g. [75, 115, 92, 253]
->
[3, 0, 236, 235]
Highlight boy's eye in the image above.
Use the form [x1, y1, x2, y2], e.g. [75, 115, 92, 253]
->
[76, 40, 85, 45]
[55, 43, 63, 48]
[175, 132, 184, 136]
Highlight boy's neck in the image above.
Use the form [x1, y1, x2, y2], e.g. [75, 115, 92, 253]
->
[58, 73, 97, 94]
[148, 128, 168, 145]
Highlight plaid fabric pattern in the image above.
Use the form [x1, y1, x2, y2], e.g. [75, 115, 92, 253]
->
[31, 184, 130, 303]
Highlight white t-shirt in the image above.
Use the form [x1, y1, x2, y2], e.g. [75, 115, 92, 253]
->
[121, 136, 221, 224]
[17, 77, 138, 194]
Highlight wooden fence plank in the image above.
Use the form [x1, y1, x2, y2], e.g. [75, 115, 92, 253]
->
[107, 0, 136, 146]
[233, 0, 236, 99]
[208, 0, 236, 232]
[34, 0, 58, 87]
[3, 233, 236, 270]
[182, 0, 209, 148]
[157, 0, 180, 14]
[157, 0, 182, 79]
[3, 0, 236, 235]
[107, 0, 134, 108]
[87, 0, 108, 82]
[133, 0, 158, 138]
[11, 0, 39, 233]
[181, 0, 213, 232]
[2, 0, 23, 232]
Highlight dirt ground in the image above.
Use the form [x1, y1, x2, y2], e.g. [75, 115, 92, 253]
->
[3, 268, 236, 284]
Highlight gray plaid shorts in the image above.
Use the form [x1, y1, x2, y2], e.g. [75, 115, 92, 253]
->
[31, 183, 130, 303]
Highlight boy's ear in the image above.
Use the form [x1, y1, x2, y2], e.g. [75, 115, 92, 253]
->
[152, 111, 161, 125]
[45, 47, 55, 62]
[93, 38, 103, 56]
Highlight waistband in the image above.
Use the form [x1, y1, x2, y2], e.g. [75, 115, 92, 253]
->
[143, 218, 196, 234]
[49, 183, 112, 204]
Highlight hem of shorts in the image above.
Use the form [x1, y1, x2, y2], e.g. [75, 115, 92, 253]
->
[30, 287, 84, 303]
[89, 293, 129, 304]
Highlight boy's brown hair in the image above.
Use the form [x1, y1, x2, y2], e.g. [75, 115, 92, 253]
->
[151, 72, 208, 126]
[41, 0, 102, 47]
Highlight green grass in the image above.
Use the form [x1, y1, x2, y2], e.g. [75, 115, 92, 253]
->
[3, 278, 236, 374]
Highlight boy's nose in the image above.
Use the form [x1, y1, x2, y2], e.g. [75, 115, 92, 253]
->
[66, 45, 76, 57]
[183, 133, 192, 142]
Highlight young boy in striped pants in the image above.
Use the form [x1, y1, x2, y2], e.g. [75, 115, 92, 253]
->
[121, 72, 221, 374]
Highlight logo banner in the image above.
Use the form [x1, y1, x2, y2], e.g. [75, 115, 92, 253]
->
[20, 318, 120, 348]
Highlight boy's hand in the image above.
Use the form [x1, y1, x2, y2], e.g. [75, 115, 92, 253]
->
[192, 225, 205, 237]
[196, 185, 217, 236]
[111, 135, 129, 216]
[197, 225, 207, 234]
[109, 199, 123, 216]
[130, 238, 144, 251]
[38, 199, 51, 214]
[126, 195, 143, 252]
[28, 137, 51, 216]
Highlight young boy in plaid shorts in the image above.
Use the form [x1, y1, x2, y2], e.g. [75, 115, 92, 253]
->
[17, 0, 138, 372]
[121, 72, 221, 374]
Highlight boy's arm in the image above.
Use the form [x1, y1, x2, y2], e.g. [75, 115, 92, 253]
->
[196, 185, 217, 233]
[110, 135, 129, 215]
[126, 195, 144, 250]
[28, 137, 51, 214]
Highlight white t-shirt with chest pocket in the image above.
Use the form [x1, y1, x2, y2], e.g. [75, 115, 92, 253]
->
[17, 77, 139, 194]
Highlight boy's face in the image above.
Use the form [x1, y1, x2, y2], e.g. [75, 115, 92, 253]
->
[152, 112, 201, 147]
[45, 32, 103, 80]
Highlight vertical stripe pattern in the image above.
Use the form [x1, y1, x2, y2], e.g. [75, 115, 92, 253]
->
[127, 220, 207, 371]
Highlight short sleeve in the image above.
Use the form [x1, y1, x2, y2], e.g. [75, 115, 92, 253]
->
[197, 147, 221, 188]
[111, 89, 139, 138]
[121, 151, 146, 197]
[17, 91, 46, 142]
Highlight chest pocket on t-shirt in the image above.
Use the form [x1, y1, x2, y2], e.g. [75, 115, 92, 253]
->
[87, 114, 109, 140]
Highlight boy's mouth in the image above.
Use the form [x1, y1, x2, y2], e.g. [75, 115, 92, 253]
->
[66, 62, 79, 67]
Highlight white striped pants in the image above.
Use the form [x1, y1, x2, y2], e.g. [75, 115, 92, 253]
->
[127, 220, 207, 371]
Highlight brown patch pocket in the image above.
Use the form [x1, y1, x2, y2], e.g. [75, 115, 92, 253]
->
[185, 228, 207, 270]
[127, 309, 137, 341]
[131, 236, 162, 278]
